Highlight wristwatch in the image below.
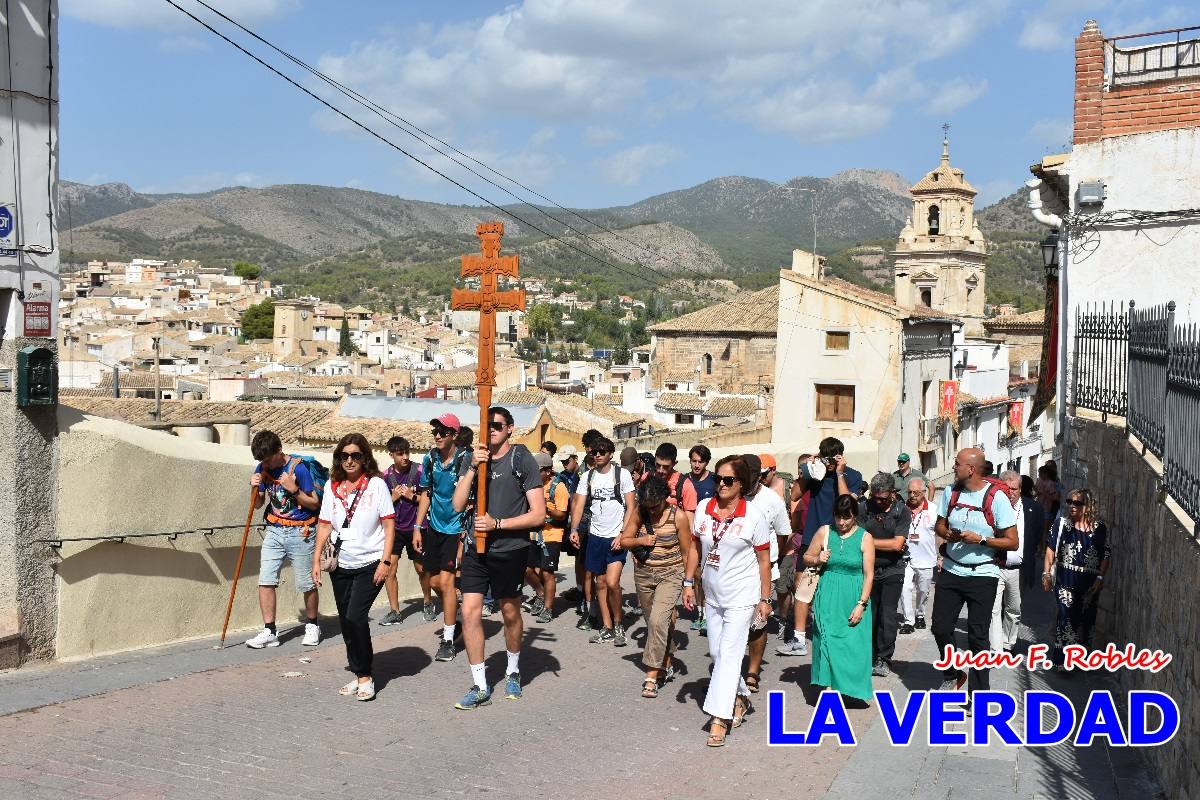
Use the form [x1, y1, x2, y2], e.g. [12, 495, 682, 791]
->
[759, 597, 772, 605]
[682, 578, 695, 587]
[856, 599, 868, 608]
[382, 558, 392, 566]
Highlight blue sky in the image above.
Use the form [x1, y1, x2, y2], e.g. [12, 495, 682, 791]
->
[60, 0, 1191, 208]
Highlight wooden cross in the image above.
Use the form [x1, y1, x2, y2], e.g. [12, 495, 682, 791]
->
[451, 221, 526, 553]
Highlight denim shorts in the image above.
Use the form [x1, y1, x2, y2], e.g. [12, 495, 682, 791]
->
[584, 534, 627, 574]
[259, 524, 317, 592]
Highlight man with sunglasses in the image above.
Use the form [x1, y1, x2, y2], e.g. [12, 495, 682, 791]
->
[653, 443, 698, 517]
[859, 472, 911, 678]
[450, 406, 545, 709]
[415, 412, 470, 663]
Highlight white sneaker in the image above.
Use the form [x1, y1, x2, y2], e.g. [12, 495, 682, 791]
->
[245, 627, 280, 649]
[302, 623, 321, 646]
[775, 637, 808, 657]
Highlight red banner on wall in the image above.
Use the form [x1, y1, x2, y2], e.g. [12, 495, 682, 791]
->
[1008, 400, 1024, 435]
[938, 380, 959, 417]
[22, 301, 51, 337]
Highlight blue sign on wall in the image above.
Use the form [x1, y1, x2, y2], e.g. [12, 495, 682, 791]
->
[0, 206, 13, 247]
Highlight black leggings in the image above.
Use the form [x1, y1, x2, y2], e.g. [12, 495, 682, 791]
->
[330, 562, 384, 678]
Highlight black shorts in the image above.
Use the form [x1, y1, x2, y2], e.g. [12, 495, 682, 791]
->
[392, 528, 419, 561]
[460, 541, 530, 599]
[527, 541, 562, 572]
[564, 530, 586, 557]
[421, 529, 460, 574]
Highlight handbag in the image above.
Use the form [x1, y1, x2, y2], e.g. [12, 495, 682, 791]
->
[319, 536, 342, 573]
[631, 515, 656, 564]
[794, 525, 829, 604]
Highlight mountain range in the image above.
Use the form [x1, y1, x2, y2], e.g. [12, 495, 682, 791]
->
[59, 169, 1046, 312]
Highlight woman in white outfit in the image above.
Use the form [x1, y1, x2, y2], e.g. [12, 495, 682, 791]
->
[683, 454, 772, 747]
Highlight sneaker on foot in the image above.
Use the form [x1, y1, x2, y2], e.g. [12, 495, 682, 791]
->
[613, 625, 627, 647]
[689, 617, 702, 631]
[899, 623, 915, 635]
[302, 622, 321, 646]
[483, 602, 497, 616]
[455, 685, 492, 710]
[502, 672, 522, 700]
[378, 610, 404, 626]
[776, 637, 808, 657]
[245, 628, 279, 649]
[576, 615, 593, 631]
[938, 678, 959, 691]
[590, 627, 615, 644]
[529, 597, 546, 616]
[871, 658, 891, 678]
[435, 639, 456, 662]
[520, 595, 535, 612]
[536, 607, 553, 624]
[422, 602, 438, 622]
[697, 617, 707, 636]
[625, 600, 642, 618]
[914, 616, 926, 630]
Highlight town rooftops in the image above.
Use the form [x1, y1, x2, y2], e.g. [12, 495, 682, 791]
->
[647, 286, 779, 335]
[984, 309, 1045, 331]
[62, 397, 333, 443]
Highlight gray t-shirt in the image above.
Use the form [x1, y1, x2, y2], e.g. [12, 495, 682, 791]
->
[461, 444, 541, 552]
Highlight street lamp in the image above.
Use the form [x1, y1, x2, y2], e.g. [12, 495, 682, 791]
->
[1040, 232, 1060, 277]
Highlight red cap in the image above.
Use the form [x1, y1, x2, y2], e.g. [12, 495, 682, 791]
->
[429, 412, 462, 432]
[759, 454, 777, 470]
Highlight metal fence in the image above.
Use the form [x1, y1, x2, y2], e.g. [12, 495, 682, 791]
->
[1074, 299, 1200, 526]
[1072, 301, 1127, 419]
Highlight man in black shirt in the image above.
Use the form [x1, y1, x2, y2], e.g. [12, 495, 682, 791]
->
[451, 406, 546, 710]
[859, 471, 911, 678]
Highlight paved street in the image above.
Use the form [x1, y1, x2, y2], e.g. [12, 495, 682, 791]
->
[0, 563, 1164, 800]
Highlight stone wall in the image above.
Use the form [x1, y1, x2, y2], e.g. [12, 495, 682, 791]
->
[652, 333, 775, 394]
[1061, 411, 1199, 800]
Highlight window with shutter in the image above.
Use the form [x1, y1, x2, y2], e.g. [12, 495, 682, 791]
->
[825, 331, 849, 351]
[815, 384, 855, 423]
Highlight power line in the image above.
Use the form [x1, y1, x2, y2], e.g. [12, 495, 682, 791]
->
[187, 0, 735, 293]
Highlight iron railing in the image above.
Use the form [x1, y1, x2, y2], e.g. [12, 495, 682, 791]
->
[1107, 26, 1200, 87]
[1072, 301, 1128, 419]
[1072, 299, 1200, 529]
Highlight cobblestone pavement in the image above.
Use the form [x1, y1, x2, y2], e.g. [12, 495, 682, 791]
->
[0, 564, 1164, 800]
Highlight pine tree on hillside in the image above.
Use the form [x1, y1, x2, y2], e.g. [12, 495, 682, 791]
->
[338, 317, 356, 356]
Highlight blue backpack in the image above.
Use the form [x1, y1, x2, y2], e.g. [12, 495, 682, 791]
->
[285, 454, 330, 503]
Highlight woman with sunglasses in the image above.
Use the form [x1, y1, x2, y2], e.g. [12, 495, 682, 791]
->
[1042, 488, 1110, 669]
[619, 475, 693, 698]
[682, 455, 771, 746]
[311, 433, 395, 701]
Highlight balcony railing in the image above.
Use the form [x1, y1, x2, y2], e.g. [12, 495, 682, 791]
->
[1107, 26, 1200, 88]
[918, 417, 943, 450]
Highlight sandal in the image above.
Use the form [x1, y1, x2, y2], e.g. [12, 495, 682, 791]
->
[706, 718, 730, 747]
[641, 679, 659, 699]
[745, 672, 760, 694]
[733, 695, 751, 728]
[338, 680, 359, 696]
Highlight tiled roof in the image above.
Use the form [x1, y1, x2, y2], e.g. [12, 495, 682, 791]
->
[546, 391, 645, 425]
[494, 388, 549, 406]
[984, 309, 1045, 331]
[428, 370, 477, 388]
[656, 392, 706, 412]
[296, 418, 441, 450]
[98, 371, 162, 389]
[647, 286, 779, 335]
[62, 397, 334, 443]
[703, 396, 758, 417]
[911, 155, 977, 195]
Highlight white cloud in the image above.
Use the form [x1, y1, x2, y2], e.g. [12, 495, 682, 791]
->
[1018, 1, 1191, 51]
[529, 127, 557, 147]
[926, 79, 989, 116]
[1026, 118, 1072, 149]
[598, 143, 682, 187]
[584, 126, 621, 146]
[135, 170, 266, 194]
[315, 1, 1005, 145]
[62, 0, 297, 31]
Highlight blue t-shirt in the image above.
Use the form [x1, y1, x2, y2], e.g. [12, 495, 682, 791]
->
[557, 468, 580, 496]
[420, 449, 469, 535]
[802, 466, 863, 545]
[253, 459, 317, 523]
[936, 484, 1018, 579]
[686, 472, 717, 503]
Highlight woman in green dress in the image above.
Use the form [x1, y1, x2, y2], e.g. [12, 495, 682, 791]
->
[803, 493, 875, 703]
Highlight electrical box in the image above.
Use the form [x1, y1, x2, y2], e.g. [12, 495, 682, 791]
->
[17, 346, 57, 407]
[1077, 181, 1106, 206]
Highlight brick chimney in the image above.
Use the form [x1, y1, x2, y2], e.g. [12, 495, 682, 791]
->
[1074, 20, 1104, 145]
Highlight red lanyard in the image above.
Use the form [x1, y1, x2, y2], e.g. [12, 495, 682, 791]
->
[708, 499, 744, 549]
[336, 476, 368, 528]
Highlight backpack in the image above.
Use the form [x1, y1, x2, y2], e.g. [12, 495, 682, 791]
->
[262, 454, 328, 522]
[584, 464, 626, 512]
[947, 476, 1010, 533]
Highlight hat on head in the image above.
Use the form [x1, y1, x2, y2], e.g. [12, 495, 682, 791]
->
[534, 452, 554, 469]
[742, 453, 761, 476]
[897, 453, 911, 463]
[759, 454, 777, 470]
[429, 412, 462, 432]
[558, 444, 578, 462]
[620, 446, 639, 469]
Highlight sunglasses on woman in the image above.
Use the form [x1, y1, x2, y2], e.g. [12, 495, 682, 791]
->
[717, 475, 738, 487]
[1066, 499, 1085, 508]
[340, 451, 365, 463]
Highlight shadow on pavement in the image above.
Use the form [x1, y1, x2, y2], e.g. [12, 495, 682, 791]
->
[373, 646, 434, 692]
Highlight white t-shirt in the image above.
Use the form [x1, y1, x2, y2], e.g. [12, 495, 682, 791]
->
[906, 500, 938, 569]
[318, 476, 395, 569]
[748, 487, 790, 581]
[576, 465, 635, 538]
[692, 497, 771, 609]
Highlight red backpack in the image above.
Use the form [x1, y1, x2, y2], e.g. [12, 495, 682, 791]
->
[947, 477, 1011, 533]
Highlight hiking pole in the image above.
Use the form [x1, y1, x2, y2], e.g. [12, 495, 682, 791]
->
[215, 486, 259, 649]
